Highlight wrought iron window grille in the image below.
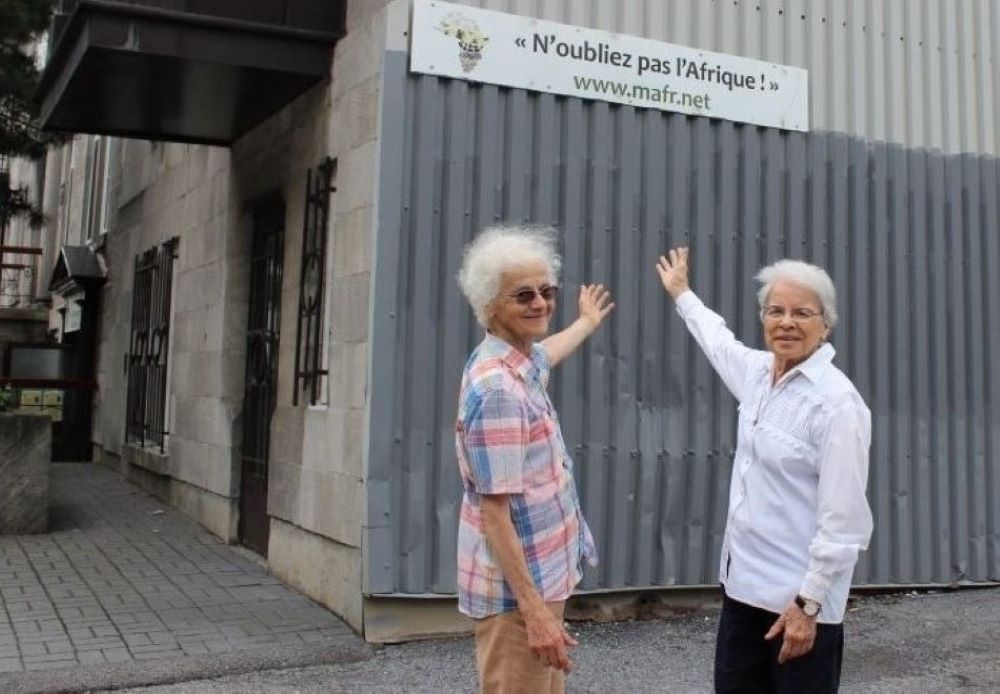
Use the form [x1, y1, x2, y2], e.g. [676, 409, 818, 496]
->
[293, 157, 336, 406]
[125, 237, 178, 452]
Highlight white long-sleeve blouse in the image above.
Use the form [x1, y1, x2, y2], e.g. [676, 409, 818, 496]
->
[676, 290, 873, 624]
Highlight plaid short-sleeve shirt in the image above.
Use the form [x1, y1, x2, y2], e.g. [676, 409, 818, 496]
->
[455, 333, 597, 619]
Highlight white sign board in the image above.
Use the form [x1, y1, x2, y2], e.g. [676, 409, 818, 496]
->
[64, 293, 84, 333]
[410, 0, 809, 132]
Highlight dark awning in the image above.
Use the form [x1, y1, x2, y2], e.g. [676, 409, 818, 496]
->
[36, 0, 346, 146]
[48, 245, 105, 293]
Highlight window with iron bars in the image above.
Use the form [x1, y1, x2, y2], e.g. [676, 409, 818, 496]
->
[293, 158, 336, 406]
[125, 238, 178, 452]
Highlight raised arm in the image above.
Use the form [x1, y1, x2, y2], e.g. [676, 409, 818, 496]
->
[541, 284, 615, 367]
[656, 248, 764, 401]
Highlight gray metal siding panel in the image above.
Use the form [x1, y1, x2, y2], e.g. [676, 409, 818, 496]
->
[388, 0, 1000, 155]
[985, 160, 1000, 575]
[368, 58, 1000, 595]
[367, 51, 409, 594]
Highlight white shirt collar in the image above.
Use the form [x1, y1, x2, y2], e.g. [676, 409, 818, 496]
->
[767, 341, 837, 384]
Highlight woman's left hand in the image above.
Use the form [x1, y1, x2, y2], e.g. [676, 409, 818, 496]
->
[764, 602, 817, 664]
[542, 284, 615, 367]
[578, 284, 615, 329]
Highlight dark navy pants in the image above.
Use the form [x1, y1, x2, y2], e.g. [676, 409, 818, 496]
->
[714, 594, 844, 694]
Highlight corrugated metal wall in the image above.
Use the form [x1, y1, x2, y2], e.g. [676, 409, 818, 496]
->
[367, 50, 1000, 595]
[379, 0, 1000, 156]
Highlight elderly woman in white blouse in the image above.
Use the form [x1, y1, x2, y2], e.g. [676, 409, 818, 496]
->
[656, 248, 873, 694]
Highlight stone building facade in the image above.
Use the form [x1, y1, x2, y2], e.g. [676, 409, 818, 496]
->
[29, 0, 401, 636]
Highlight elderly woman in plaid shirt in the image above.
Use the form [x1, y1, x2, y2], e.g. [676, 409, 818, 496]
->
[455, 225, 614, 693]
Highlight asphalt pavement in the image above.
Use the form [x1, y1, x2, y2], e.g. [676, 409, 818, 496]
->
[120, 586, 1000, 693]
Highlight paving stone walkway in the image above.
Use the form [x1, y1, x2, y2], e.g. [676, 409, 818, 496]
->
[0, 463, 367, 688]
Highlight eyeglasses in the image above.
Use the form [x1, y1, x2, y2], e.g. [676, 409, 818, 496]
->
[760, 305, 823, 322]
[507, 285, 559, 304]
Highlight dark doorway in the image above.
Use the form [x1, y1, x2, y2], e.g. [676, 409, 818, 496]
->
[238, 197, 285, 556]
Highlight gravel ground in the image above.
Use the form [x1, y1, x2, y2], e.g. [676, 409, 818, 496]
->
[123, 587, 1000, 693]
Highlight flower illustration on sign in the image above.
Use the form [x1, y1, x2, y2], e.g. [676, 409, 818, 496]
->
[436, 12, 490, 73]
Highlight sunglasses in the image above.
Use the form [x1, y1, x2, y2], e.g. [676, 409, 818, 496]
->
[507, 285, 559, 304]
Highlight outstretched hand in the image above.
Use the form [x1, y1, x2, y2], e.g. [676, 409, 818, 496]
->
[541, 283, 614, 367]
[578, 284, 615, 329]
[655, 247, 691, 300]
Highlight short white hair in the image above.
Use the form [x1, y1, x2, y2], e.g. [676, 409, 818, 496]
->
[755, 259, 838, 329]
[457, 224, 562, 328]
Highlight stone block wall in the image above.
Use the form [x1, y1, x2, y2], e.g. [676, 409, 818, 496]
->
[92, 136, 244, 541]
[261, 3, 396, 631]
[0, 413, 51, 534]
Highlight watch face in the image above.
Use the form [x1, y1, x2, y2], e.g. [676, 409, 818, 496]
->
[796, 595, 820, 616]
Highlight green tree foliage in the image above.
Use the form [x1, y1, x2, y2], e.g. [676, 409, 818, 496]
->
[1, 0, 55, 226]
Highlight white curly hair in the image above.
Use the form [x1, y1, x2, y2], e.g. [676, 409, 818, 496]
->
[755, 259, 839, 329]
[457, 224, 562, 328]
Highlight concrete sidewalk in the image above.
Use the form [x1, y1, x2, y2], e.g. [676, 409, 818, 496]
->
[0, 463, 369, 692]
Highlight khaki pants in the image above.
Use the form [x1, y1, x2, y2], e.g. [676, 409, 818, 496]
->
[474, 601, 567, 694]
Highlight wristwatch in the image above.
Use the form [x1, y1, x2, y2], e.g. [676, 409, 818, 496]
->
[794, 594, 822, 617]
